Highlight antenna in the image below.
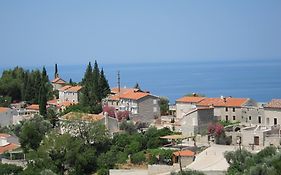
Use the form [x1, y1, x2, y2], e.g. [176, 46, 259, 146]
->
[117, 70, 120, 93]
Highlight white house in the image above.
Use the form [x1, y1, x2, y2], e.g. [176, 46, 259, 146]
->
[264, 99, 281, 126]
[58, 85, 82, 103]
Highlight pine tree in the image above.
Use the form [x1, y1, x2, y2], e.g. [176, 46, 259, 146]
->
[99, 68, 110, 99]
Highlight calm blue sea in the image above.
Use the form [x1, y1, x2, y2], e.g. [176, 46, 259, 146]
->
[1, 59, 281, 103]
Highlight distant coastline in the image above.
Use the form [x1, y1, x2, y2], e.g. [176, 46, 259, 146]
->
[1, 59, 281, 103]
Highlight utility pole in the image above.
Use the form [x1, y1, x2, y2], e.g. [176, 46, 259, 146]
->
[117, 70, 120, 93]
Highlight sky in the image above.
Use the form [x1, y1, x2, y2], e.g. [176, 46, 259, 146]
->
[0, 0, 281, 67]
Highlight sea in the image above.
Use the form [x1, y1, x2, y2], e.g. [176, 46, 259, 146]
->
[1, 59, 281, 103]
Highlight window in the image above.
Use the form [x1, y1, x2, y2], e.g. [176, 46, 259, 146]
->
[233, 116, 236, 120]
[249, 116, 251, 121]
[153, 99, 157, 105]
[258, 116, 261, 124]
[233, 108, 235, 112]
[153, 107, 157, 112]
[225, 107, 228, 112]
[226, 115, 229, 121]
[274, 118, 278, 125]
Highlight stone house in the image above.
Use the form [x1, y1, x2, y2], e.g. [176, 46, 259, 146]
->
[58, 85, 82, 103]
[264, 99, 281, 126]
[175, 96, 205, 119]
[0, 107, 17, 127]
[196, 97, 259, 125]
[104, 87, 160, 124]
[172, 150, 195, 167]
[176, 107, 215, 137]
[51, 76, 66, 91]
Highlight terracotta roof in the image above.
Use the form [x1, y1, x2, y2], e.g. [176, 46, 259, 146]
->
[111, 87, 139, 94]
[120, 91, 150, 100]
[197, 97, 248, 107]
[0, 107, 10, 113]
[51, 77, 66, 84]
[67, 86, 82, 92]
[59, 85, 82, 92]
[0, 133, 10, 138]
[176, 96, 206, 103]
[47, 99, 58, 105]
[0, 143, 20, 154]
[173, 150, 195, 157]
[26, 104, 39, 111]
[265, 99, 281, 109]
[61, 112, 104, 122]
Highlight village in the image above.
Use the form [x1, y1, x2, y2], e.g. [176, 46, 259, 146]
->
[0, 64, 281, 175]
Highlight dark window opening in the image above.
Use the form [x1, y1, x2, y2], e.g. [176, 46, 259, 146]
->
[274, 118, 277, 125]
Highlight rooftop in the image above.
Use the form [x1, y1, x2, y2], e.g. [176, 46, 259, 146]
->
[51, 77, 66, 84]
[0, 107, 10, 113]
[197, 97, 249, 107]
[59, 85, 82, 92]
[265, 99, 281, 109]
[173, 150, 195, 157]
[176, 96, 206, 103]
[26, 104, 39, 111]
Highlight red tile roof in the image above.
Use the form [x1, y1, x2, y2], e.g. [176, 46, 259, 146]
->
[0, 133, 10, 138]
[0, 143, 20, 154]
[173, 150, 195, 157]
[59, 85, 82, 92]
[111, 87, 139, 94]
[51, 77, 66, 84]
[26, 104, 40, 111]
[0, 107, 10, 113]
[265, 99, 281, 109]
[176, 96, 206, 103]
[120, 91, 150, 100]
[197, 97, 248, 107]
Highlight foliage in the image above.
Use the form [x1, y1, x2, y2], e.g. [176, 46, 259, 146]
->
[0, 163, 23, 175]
[147, 148, 174, 165]
[131, 151, 146, 164]
[159, 96, 169, 116]
[26, 132, 97, 175]
[47, 107, 59, 128]
[219, 120, 240, 127]
[102, 105, 116, 118]
[184, 93, 205, 97]
[19, 115, 52, 153]
[144, 127, 173, 149]
[208, 123, 231, 145]
[0, 67, 53, 104]
[0, 96, 12, 107]
[225, 146, 281, 175]
[171, 170, 205, 175]
[81, 61, 110, 114]
[119, 121, 137, 134]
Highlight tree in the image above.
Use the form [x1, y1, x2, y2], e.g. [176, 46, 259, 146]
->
[0, 163, 23, 174]
[54, 63, 58, 78]
[119, 121, 137, 134]
[134, 82, 141, 90]
[159, 97, 169, 115]
[26, 132, 97, 175]
[93, 60, 100, 101]
[99, 68, 110, 99]
[19, 115, 52, 153]
[47, 107, 59, 128]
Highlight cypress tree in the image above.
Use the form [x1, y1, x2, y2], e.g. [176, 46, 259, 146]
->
[81, 62, 94, 107]
[39, 67, 48, 116]
[92, 60, 100, 101]
[54, 63, 58, 78]
[99, 68, 110, 99]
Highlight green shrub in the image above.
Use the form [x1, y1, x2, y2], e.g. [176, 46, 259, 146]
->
[131, 152, 146, 164]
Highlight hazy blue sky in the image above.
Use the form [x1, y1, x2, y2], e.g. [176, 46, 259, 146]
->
[1, 0, 281, 67]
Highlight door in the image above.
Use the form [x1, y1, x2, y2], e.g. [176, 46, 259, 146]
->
[254, 136, 259, 145]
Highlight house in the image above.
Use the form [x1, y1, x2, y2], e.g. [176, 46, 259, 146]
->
[25, 104, 40, 113]
[175, 96, 206, 118]
[58, 85, 82, 103]
[196, 96, 259, 125]
[0, 107, 17, 127]
[264, 99, 281, 126]
[105, 87, 160, 124]
[47, 99, 75, 112]
[176, 107, 215, 137]
[173, 150, 195, 167]
[0, 133, 20, 155]
[51, 76, 66, 91]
